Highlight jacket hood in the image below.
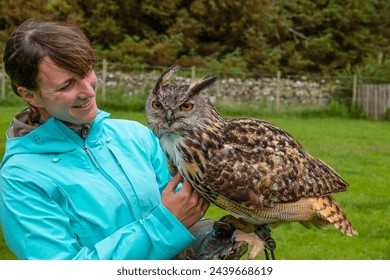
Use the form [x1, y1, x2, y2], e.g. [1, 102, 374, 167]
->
[1, 109, 111, 167]
[7, 108, 40, 138]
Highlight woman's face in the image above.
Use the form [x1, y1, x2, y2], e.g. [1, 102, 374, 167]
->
[31, 57, 98, 125]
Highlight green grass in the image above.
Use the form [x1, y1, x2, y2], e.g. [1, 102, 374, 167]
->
[0, 105, 389, 260]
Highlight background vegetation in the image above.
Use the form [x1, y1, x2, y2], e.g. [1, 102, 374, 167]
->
[1, 0, 390, 80]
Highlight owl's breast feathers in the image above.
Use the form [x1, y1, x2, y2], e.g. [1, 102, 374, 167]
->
[176, 118, 348, 210]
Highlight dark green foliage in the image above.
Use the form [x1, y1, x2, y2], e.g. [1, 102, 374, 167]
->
[1, 0, 390, 79]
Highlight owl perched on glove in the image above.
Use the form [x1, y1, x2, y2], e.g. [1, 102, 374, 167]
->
[145, 65, 358, 259]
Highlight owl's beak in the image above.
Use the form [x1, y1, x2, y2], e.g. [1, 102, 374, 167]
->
[166, 110, 174, 126]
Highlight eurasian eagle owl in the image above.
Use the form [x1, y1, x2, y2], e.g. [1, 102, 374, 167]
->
[145, 65, 357, 259]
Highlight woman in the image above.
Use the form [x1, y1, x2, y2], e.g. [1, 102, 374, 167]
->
[0, 19, 246, 260]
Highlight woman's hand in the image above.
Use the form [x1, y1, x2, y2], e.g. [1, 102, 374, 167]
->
[162, 174, 209, 228]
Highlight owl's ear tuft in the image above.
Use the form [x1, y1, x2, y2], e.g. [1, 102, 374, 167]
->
[152, 64, 182, 95]
[189, 76, 217, 96]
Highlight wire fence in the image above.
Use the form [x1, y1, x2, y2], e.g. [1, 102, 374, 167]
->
[1, 60, 390, 118]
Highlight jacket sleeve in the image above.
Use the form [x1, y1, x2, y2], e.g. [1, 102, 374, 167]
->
[0, 165, 195, 260]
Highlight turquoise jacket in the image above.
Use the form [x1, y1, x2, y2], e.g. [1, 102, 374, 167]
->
[0, 110, 195, 259]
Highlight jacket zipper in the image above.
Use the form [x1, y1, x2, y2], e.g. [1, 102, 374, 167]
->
[82, 144, 137, 220]
[83, 146, 99, 168]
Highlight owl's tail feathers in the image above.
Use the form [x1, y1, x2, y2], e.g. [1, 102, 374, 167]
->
[312, 196, 358, 236]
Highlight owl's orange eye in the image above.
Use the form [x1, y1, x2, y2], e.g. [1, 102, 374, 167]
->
[180, 103, 194, 111]
[152, 101, 162, 109]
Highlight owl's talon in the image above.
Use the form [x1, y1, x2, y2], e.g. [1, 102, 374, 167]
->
[233, 230, 265, 260]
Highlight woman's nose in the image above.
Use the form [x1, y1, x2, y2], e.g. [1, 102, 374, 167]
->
[79, 72, 97, 97]
[77, 82, 95, 98]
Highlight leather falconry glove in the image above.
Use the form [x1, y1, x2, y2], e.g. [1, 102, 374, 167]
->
[174, 216, 248, 260]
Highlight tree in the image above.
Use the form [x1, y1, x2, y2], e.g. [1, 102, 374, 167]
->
[1, 0, 390, 77]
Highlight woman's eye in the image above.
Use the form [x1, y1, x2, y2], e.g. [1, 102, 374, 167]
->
[58, 81, 74, 91]
[180, 103, 194, 111]
[152, 101, 162, 109]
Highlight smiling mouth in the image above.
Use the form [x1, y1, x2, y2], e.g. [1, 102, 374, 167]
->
[73, 99, 92, 109]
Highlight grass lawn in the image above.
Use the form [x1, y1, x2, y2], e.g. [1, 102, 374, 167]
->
[0, 105, 389, 260]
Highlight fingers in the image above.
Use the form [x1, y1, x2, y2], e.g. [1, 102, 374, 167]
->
[162, 175, 210, 228]
[188, 196, 208, 221]
[164, 173, 183, 193]
[197, 196, 210, 216]
[179, 178, 194, 195]
[182, 180, 209, 214]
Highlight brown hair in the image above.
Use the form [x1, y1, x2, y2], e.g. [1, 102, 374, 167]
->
[3, 19, 98, 123]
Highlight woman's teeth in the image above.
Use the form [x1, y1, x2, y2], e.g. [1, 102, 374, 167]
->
[73, 100, 91, 108]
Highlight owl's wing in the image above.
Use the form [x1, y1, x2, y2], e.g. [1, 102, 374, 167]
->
[167, 159, 178, 177]
[203, 118, 348, 209]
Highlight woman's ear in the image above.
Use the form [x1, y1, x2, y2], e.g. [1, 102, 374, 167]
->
[17, 87, 43, 108]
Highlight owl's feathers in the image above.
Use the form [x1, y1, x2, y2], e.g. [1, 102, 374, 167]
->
[203, 118, 348, 209]
[145, 65, 358, 249]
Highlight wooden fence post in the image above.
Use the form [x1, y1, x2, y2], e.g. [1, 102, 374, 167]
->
[216, 79, 221, 100]
[352, 74, 357, 104]
[191, 66, 196, 80]
[1, 63, 6, 100]
[276, 70, 281, 112]
[101, 59, 108, 101]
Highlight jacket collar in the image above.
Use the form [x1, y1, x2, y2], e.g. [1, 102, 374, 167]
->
[1, 109, 111, 168]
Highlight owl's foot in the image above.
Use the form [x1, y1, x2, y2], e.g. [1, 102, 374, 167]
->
[219, 215, 276, 259]
[233, 230, 265, 260]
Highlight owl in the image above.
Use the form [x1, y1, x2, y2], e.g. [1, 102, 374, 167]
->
[145, 65, 358, 259]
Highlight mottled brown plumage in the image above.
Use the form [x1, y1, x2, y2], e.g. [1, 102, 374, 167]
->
[145, 65, 358, 258]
